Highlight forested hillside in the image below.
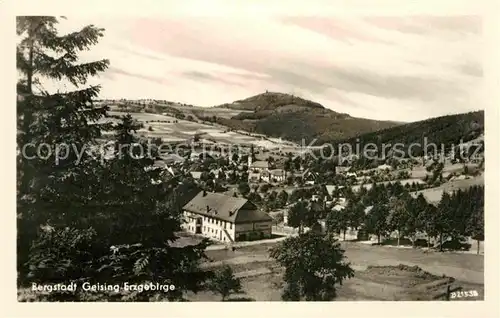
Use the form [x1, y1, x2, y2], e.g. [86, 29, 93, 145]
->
[216, 92, 399, 143]
[334, 110, 484, 156]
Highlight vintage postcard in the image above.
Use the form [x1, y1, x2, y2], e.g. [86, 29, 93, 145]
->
[3, 0, 499, 317]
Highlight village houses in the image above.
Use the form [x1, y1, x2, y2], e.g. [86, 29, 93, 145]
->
[261, 169, 286, 183]
[248, 156, 269, 172]
[247, 156, 287, 184]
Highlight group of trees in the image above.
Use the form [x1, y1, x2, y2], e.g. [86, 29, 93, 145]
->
[281, 179, 484, 254]
[246, 189, 289, 212]
[198, 171, 226, 192]
[325, 201, 364, 241]
[286, 201, 325, 234]
[288, 186, 326, 203]
[235, 181, 290, 212]
[324, 184, 484, 253]
[269, 171, 484, 302]
[435, 186, 484, 251]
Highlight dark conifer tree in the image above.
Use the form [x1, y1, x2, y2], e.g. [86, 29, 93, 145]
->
[466, 186, 484, 254]
[364, 203, 390, 244]
[434, 192, 452, 251]
[17, 16, 110, 280]
[17, 17, 211, 301]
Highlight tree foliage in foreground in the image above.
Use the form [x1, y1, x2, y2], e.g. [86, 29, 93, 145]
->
[209, 265, 242, 301]
[17, 15, 111, 283]
[17, 16, 211, 301]
[270, 233, 354, 301]
[364, 204, 390, 244]
[325, 207, 349, 240]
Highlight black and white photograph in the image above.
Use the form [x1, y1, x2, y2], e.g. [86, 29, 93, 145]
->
[5, 0, 500, 315]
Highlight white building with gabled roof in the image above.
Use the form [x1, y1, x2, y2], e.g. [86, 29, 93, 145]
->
[182, 191, 273, 242]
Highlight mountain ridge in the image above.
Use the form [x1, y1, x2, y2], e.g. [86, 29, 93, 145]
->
[209, 91, 400, 143]
[336, 110, 485, 150]
[101, 93, 483, 148]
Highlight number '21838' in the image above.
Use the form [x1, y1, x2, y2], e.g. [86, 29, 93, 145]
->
[450, 290, 479, 299]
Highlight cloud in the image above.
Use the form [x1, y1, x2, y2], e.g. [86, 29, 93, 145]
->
[364, 16, 481, 36]
[457, 61, 483, 77]
[105, 67, 169, 85]
[280, 17, 391, 44]
[295, 64, 468, 102]
[40, 14, 482, 122]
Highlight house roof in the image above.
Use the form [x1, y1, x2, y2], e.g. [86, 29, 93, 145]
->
[336, 166, 351, 172]
[337, 197, 347, 205]
[210, 168, 222, 175]
[152, 160, 167, 168]
[183, 191, 272, 224]
[251, 161, 269, 169]
[364, 205, 374, 214]
[377, 164, 393, 170]
[304, 171, 318, 180]
[163, 153, 185, 163]
[325, 185, 345, 195]
[190, 171, 202, 179]
[270, 169, 285, 176]
[332, 204, 345, 211]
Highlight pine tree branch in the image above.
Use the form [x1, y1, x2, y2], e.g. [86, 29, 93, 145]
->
[52, 25, 105, 52]
[37, 24, 105, 54]
[35, 54, 110, 86]
[16, 16, 58, 37]
[42, 85, 103, 105]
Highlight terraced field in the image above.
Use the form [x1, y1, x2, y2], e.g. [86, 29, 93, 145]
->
[411, 174, 484, 203]
[105, 111, 299, 149]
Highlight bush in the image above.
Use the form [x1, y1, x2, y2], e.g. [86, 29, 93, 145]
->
[247, 232, 261, 241]
[274, 212, 284, 224]
[209, 265, 242, 301]
[25, 227, 103, 284]
[259, 184, 271, 193]
[439, 238, 471, 251]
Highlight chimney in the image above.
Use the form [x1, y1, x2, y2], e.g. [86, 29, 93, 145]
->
[203, 190, 207, 197]
[206, 205, 210, 213]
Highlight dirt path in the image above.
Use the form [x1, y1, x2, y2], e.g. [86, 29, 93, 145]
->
[202, 254, 270, 269]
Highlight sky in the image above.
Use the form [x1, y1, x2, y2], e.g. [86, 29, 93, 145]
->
[43, 13, 482, 122]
